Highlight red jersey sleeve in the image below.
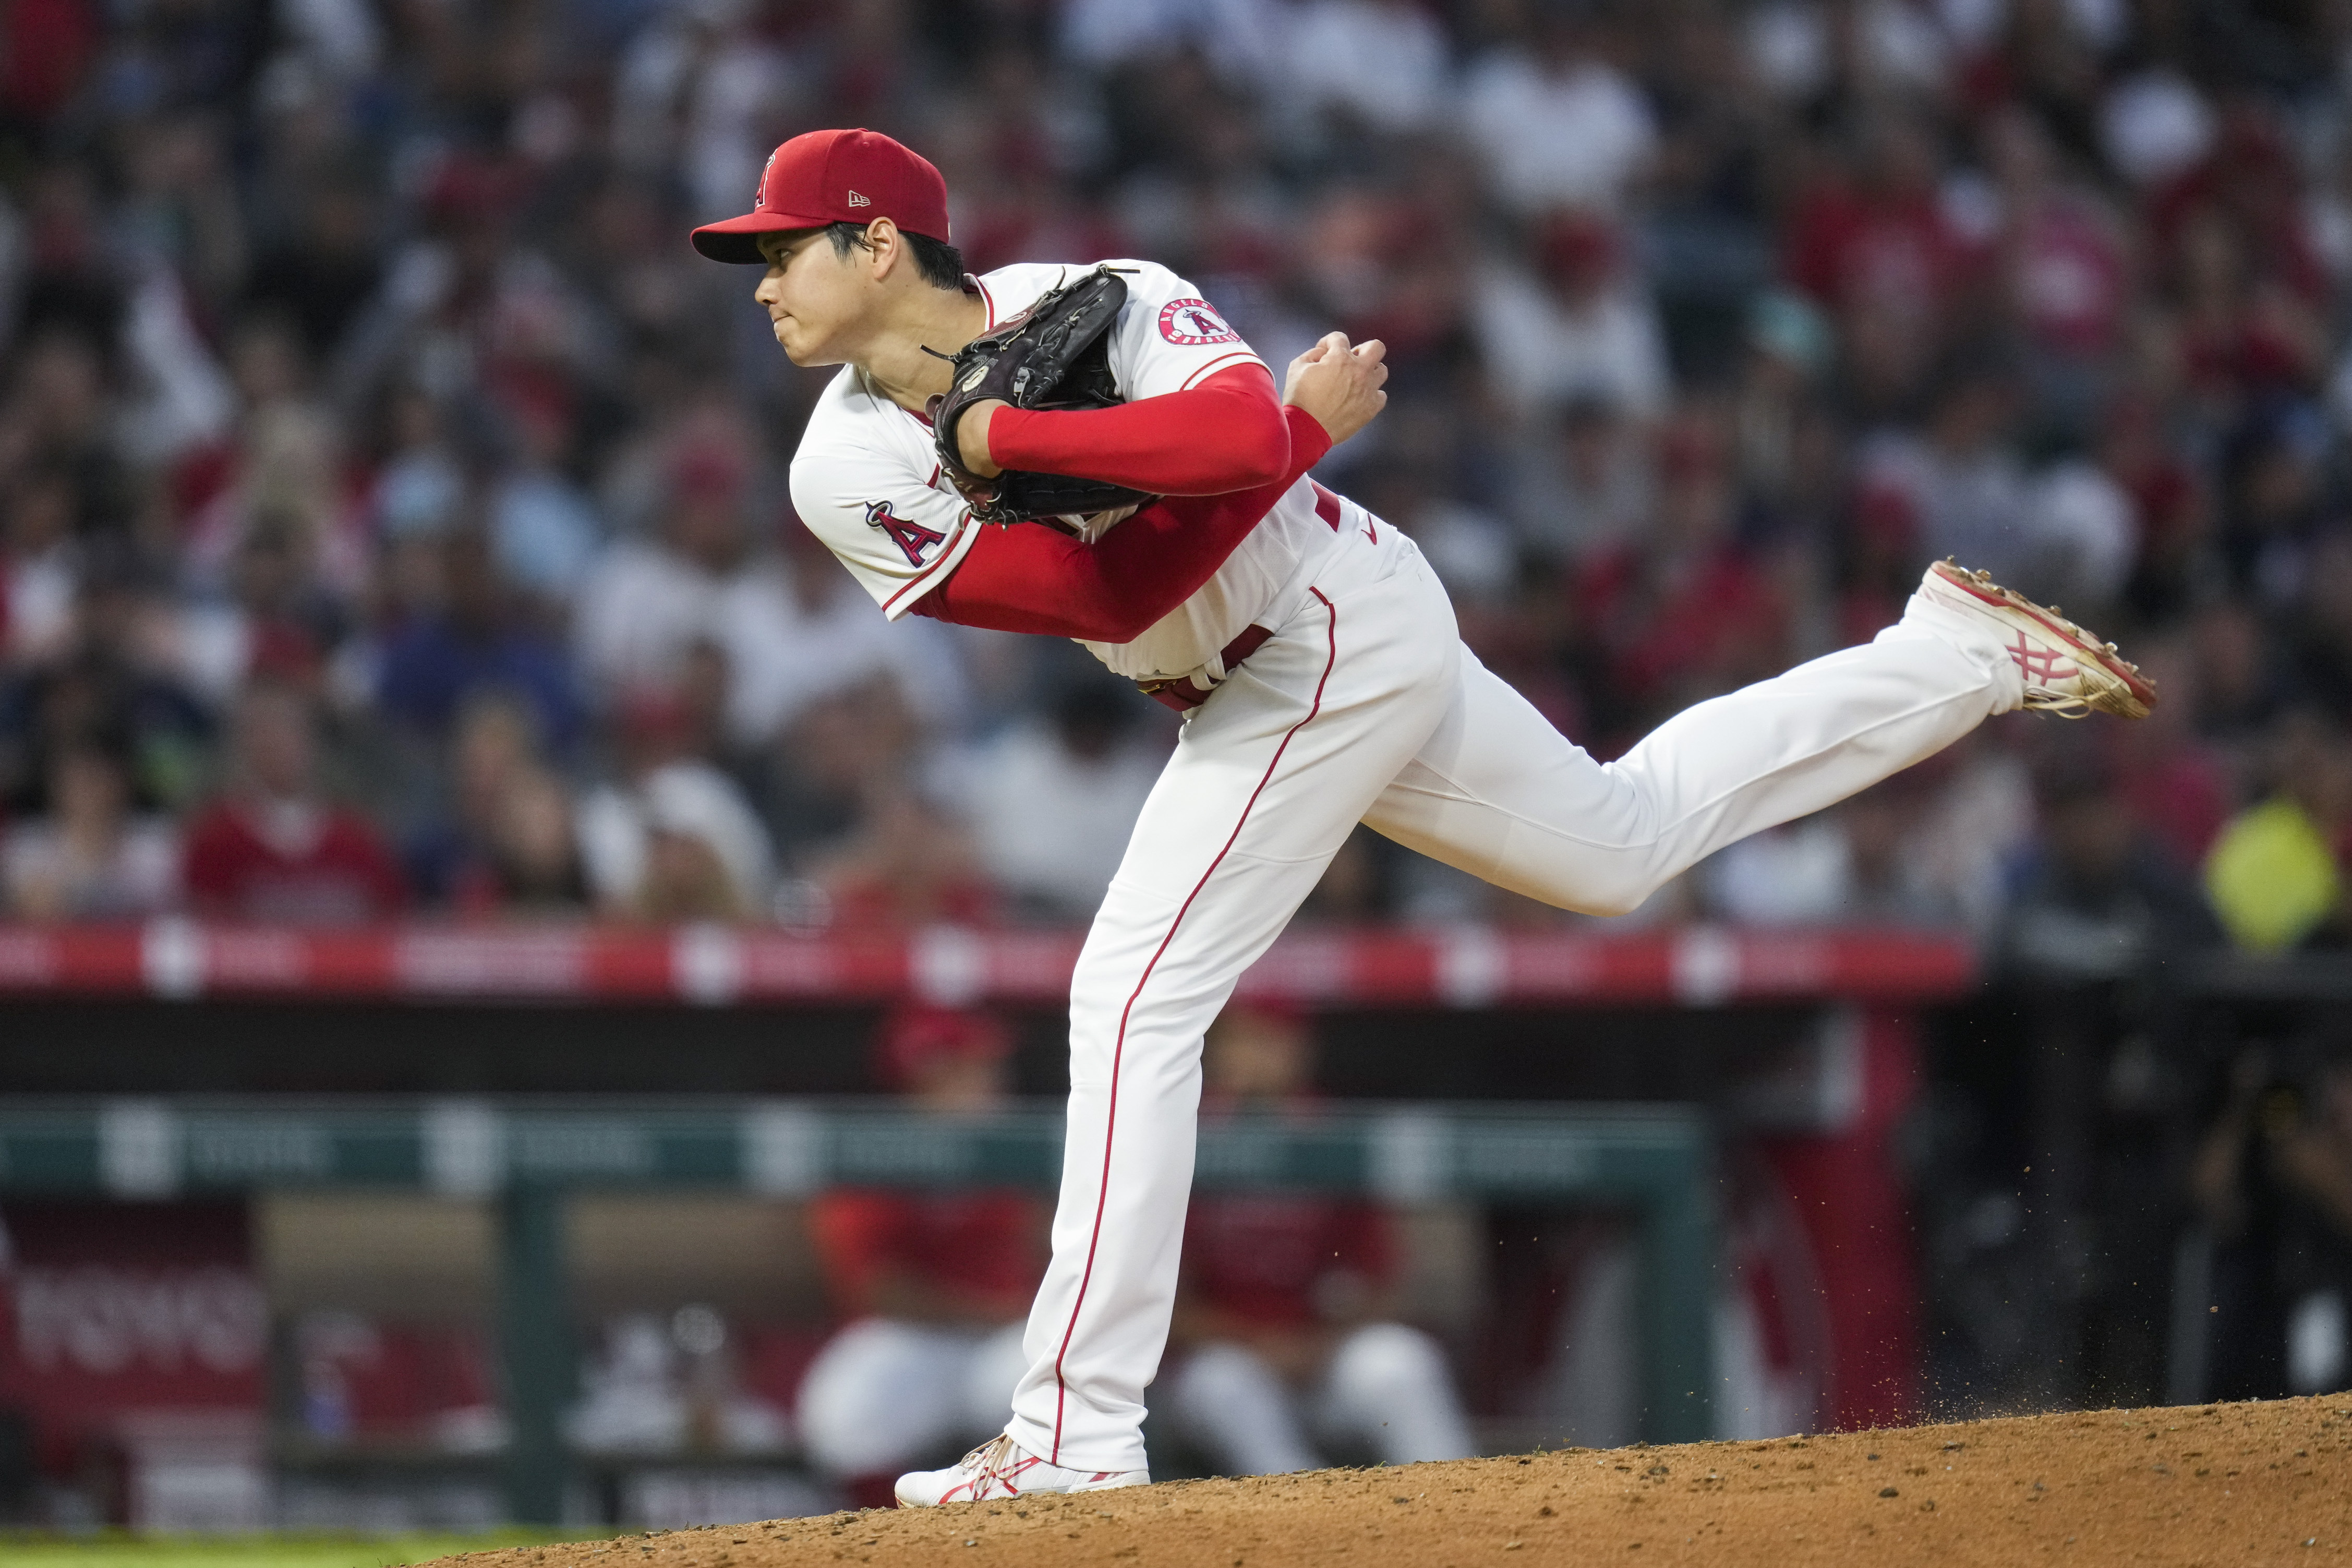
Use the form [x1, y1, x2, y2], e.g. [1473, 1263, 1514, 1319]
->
[913, 403, 1335, 640]
[983, 363, 1288, 495]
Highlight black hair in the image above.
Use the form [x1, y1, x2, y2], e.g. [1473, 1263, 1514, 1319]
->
[825, 221, 966, 291]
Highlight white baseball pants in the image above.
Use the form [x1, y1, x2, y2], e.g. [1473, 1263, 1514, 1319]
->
[1005, 520, 2025, 1471]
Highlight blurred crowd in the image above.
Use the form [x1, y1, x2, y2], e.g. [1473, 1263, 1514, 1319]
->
[1, 0, 2351, 951]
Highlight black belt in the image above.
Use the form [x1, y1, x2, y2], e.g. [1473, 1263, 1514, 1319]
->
[1136, 623, 1274, 711]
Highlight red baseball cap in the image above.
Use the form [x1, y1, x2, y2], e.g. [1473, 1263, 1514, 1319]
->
[690, 128, 951, 264]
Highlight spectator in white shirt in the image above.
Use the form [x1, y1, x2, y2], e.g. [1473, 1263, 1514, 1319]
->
[1286, 0, 1452, 135]
[3, 742, 179, 920]
[575, 686, 775, 922]
[1461, 4, 1656, 215]
[966, 676, 1164, 924]
[718, 513, 963, 751]
[3, 463, 77, 670]
[1472, 211, 1671, 421]
[573, 433, 756, 698]
[1854, 358, 2137, 611]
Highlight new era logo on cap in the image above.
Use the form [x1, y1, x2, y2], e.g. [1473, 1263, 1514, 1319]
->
[692, 128, 951, 264]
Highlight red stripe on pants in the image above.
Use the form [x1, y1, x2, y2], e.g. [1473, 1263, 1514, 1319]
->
[1047, 587, 1342, 1463]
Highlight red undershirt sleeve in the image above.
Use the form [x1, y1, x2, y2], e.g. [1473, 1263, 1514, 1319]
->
[981, 363, 1288, 496]
[912, 404, 1335, 643]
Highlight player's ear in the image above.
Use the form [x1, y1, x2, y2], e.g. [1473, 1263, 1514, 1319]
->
[864, 218, 900, 280]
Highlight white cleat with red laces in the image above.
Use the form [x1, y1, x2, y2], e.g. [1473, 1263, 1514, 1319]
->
[1917, 559, 2157, 719]
[894, 1433, 1148, 1507]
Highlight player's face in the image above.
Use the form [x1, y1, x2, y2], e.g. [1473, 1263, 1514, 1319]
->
[754, 229, 866, 366]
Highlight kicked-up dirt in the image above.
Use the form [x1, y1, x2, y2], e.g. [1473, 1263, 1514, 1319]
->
[428, 1395, 2352, 1567]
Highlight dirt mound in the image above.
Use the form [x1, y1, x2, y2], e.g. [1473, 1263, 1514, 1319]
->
[429, 1396, 2352, 1567]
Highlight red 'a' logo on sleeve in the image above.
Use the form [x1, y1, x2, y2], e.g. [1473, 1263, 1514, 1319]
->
[865, 499, 947, 565]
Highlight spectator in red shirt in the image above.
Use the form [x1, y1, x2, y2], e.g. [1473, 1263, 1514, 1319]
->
[1578, 407, 1793, 738]
[1784, 108, 1984, 412]
[1162, 1003, 1474, 1476]
[1982, 104, 2133, 439]
[179, 681, 406, 923]
[794, 1004, 1046, 1507]
[2170, 205, 2326, 416]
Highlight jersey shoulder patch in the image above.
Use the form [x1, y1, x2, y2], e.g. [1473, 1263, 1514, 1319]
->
[863, 498, 949, 565]
[1157, 297, 1241, 346]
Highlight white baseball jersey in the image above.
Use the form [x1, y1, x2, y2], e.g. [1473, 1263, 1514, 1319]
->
[788, 260, 1347, 681]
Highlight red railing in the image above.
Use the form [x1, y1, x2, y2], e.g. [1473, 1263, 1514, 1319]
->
[0, 922, 1979, 1007]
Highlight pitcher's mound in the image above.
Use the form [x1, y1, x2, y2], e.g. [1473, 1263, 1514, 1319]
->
[429, 1395, 2352, 1567]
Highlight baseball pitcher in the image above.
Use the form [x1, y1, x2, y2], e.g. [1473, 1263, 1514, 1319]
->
[690, 127, 2155, 1506]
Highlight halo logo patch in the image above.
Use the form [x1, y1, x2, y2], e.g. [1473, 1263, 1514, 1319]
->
[1158, 298, 1241, 346]
[865, 499, 946, 565]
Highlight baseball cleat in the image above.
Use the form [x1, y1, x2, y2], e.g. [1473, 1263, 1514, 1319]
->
[894, 1433, 1149, 1506]
[1919, 559, 2156, 719]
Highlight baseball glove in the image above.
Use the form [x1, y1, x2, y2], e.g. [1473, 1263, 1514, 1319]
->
[927, 266, 1159, 524]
